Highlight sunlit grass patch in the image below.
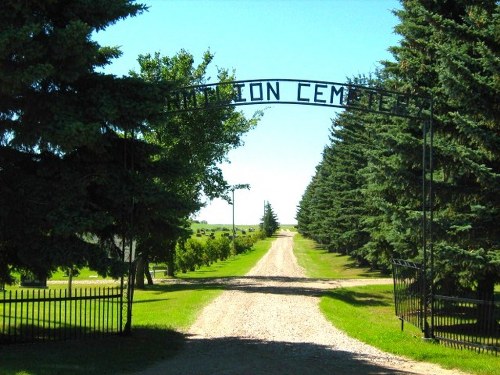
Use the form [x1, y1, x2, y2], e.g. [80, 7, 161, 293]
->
[321, 284, 500, 375]
[293, 234, 385, 279]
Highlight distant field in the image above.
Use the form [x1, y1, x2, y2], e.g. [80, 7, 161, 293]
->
[191, 223, 259, 231]
[190, 222, 260, 242]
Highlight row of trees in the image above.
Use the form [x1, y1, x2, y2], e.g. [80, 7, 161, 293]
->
[169, 201, 280, 280]
[0, 1, 259, 285]
[139, 199, 280, 284]
[175, 232, 262, 275]
[297, 0, 499, 299]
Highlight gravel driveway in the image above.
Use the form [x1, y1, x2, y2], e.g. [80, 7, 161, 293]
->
[134, 231, 468, 375]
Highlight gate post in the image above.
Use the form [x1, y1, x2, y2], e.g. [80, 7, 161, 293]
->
[422, 99, 434, 339]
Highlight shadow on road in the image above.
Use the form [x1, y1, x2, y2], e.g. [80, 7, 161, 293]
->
[150, 276, 391, 302]
[138, 334, 423, 375]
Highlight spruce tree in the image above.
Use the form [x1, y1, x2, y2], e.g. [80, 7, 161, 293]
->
[0, 0, 150, 283]
[261, 202, 280, 237]
[385, 0, 499, 298]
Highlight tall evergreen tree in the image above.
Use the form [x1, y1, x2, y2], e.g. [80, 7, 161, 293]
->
[261, 202, 280, 237]
[299, 1, 499, 297]
[0, 0, 151, 283]
[384, 0, 499, 298]
[322, 111, 372, 257]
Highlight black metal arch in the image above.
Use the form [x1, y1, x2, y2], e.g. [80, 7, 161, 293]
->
[166, 78, 431, 120]
[125, 79, 434, 338]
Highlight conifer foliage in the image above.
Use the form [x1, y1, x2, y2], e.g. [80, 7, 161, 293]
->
[0, 0, 148, 284]
[0, 1, 257, 285]
[297, 0, 499, 298]
[260, 202, 280, 237]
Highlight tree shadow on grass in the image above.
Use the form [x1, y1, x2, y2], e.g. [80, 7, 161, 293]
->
[322, 288, 392, 307]
[341, 259, 388, 278]
[0, 327, 184, 375]
[138, 282, 225, 295]
[144, 277, 330, 297]
[309, 244, 387, 279]
[138, 276, 391, 300]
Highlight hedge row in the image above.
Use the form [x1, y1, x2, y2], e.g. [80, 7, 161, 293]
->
[175, 232, 264, 273]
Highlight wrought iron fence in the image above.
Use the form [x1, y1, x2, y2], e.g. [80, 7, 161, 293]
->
[433, 295, 499, 354]
[392, 259, 426, 332]
[0, 287, 123, 344]
[393, 259, 499, 355]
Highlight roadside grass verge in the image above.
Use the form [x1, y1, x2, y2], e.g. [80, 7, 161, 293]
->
[321, 285, 500, 375]
[293, 233, 385, 279]
[293, 233, 499, 375]
[0, 237, 274, 375]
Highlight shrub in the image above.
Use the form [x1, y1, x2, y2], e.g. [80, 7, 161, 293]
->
[233, 235, 256, 254]
[175, 239, 205, 273]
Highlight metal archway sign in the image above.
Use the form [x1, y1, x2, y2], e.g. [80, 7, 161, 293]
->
[127, 78, 434, 338]
[165, 78, 430, 120]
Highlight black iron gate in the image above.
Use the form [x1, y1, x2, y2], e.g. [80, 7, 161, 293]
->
[392, 259, 426, 333]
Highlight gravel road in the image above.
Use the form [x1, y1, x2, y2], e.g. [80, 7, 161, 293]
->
[134, 231, 468, 375]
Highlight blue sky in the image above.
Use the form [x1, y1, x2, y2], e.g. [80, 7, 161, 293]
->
[94, 0, 401, 225]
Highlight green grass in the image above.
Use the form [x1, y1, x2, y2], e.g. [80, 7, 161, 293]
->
[132, 282, 224, 330]
[1, 328, 184, 375]
[0, 236, 274, 375]
[320, 285, 500, 375]
[293, 234, 385, 279]
[49, 268, 108, 281]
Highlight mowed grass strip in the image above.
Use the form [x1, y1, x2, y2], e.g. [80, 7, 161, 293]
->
[293, 233, 385, 279]
[0, 236, 274, 375]
[321, 285, 500, 375]
[293, 234, 500, 375]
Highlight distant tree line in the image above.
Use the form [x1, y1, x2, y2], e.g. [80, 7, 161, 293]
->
[296, 0, 499, 300]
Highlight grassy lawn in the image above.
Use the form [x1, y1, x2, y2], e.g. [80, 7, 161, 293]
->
[321, 285, 500, 375]
[293, 234, 385, 279]
[0, 236, 274, 375]
[292, 233, 499, 375]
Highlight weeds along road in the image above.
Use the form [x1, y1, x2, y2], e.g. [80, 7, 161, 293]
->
[133, 231, 469, 375]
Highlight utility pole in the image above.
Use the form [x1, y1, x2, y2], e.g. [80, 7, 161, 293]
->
[230, 184, 250, 243]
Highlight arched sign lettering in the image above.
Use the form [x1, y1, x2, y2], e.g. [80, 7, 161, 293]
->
[166, 78, 431, 120]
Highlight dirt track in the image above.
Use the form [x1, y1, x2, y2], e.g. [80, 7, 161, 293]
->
[134, 231, 468, 375]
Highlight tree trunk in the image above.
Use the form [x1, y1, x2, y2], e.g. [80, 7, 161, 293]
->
[166, 244, 175, 277]
[68, 268, 73, 297]
[144, 260, 154, 285]
[135, 256, 145, 289]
